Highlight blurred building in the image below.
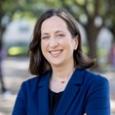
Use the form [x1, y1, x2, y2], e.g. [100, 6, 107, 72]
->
[3, 20, 34, 56]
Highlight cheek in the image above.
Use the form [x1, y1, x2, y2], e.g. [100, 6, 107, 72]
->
[40, 42, 43, 51]
[63, 42, 74, 54]
[41, 41, 49, 57]
[67, 39, 75, 49]
[41, 41, 46, 54]
[41, 41, 46, 49]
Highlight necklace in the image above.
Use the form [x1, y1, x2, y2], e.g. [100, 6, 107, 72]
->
[61, 81, 65, 84]
[52, 69, 75, 84]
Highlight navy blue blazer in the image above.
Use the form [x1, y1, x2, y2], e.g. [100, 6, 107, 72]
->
[12, 68, 110, 115]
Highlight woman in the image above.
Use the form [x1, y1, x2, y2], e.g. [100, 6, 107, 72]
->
[12, 8, 110, 115]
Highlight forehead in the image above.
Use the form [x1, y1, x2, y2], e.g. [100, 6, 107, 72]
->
[41, 16, 68, 33]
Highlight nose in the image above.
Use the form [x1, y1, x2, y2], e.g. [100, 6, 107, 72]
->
[48, 38, 59, 48]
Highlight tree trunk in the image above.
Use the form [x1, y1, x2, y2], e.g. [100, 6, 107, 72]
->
[85, 19, 100, 70]
[0, 12, 7, 92]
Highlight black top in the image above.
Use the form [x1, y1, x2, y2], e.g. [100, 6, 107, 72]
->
[49, 89, 63, 115]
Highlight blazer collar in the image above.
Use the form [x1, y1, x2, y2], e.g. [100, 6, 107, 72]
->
[37, 71, 51, 115]
[55, 68, 85, 115]
[68, 68, 85, 85]
[38, 71, 51, 87]
[37, 68, 85, 115]
[38, 68, 84, 87]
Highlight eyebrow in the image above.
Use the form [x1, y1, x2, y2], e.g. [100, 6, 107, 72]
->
[42, 30, 64, 36]
[55, 30, 64, 34]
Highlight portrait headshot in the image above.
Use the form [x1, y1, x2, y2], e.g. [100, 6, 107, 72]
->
[12, 8, 110, 115]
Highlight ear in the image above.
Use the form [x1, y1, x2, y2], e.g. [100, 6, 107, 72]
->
[73, 35, 78, 50]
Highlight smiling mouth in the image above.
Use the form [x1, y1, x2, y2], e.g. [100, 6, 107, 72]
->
[49, 50, 63, 57]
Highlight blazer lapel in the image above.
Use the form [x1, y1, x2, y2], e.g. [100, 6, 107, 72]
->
[55, 68, 85, 115]
[37, 72, 51, 115]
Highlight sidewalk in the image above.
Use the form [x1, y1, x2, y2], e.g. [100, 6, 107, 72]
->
[0, 57, 115, 115]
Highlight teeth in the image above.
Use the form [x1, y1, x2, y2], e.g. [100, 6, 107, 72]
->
[49, 50, 62, 57]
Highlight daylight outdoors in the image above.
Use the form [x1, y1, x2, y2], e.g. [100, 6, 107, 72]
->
[0, 0, 115, 114]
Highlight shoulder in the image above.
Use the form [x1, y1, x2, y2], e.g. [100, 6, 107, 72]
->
[80, 69, 109, 92]
[84, 69, 108, 84]
[82, 70, 111, 114]
[20, 71, 50, 91]
[78, 69, 109, 88]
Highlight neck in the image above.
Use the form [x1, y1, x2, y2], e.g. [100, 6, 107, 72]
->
[51, 60, 75, 81]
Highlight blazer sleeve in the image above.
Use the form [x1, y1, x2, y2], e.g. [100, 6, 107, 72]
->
[85, 76, 110, 115]
[12, 82, 27, 115]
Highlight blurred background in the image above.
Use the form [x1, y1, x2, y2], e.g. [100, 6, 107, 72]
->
[0, 0, 115, 114]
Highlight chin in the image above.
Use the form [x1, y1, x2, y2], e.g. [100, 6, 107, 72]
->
[50, 61, 64, 67]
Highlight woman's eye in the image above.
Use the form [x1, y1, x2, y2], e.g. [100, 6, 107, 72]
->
[57, 34, 65, 37]
[41, 36, 49, 39]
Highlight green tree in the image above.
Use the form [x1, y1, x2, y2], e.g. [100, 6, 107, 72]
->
[60, 0, 115, 68]
[0, 0, 115, 69]
[107, 0, 115, 41]
[0, 0, 40, 92]
[37, 0, 115, 69]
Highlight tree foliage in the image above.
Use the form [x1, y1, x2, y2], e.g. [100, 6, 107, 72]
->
[0, 0, 115, 69]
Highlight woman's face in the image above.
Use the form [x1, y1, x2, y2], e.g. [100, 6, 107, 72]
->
[41, 16, 78, 67]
